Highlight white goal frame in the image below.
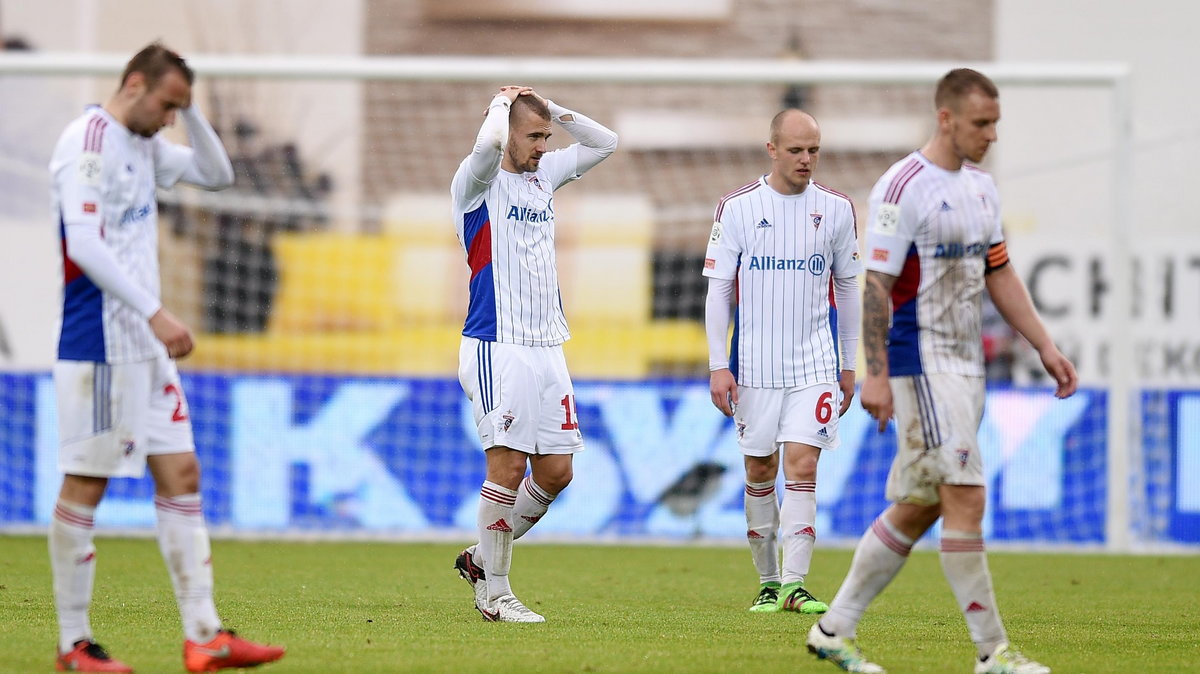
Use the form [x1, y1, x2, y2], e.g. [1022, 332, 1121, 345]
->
[0, 52, 1134, 550]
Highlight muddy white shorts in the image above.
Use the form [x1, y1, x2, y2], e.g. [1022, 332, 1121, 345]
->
[733, 382, 841, 457]
[458, 337, 584, 455]
[884, 373, 986, 506]
[54, 357, 195, 478]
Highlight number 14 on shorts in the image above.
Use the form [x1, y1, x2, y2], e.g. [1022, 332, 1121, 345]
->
[560, 395, 579, 430]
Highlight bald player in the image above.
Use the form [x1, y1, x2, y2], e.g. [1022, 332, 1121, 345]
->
[704, 109, 862, 616]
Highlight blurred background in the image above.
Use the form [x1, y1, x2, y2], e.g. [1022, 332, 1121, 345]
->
[0, 0, 1196, 548]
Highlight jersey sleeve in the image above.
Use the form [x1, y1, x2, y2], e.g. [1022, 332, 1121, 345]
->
[541, 100, 618, 189]
[53, 122, 161, 317]
[537, 147, 581, 190]
[831, 199, 864, 278]
[451, 96, 509, 212]
[701, 207, 741, 281]
[152, 135, 194, 188]
[53, 124, 108, 230]
[863, 173, 921, 276]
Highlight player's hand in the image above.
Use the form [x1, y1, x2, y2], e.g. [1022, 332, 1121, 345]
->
[709, 368, 738, 417]
[838, 369, 856, 416]
[149, 308, 194, 360]
[1039, 344, 1078, 399]
[518, 88, 547, 105]
[498, 85, 532, 103]
[860, 374, 892, 432]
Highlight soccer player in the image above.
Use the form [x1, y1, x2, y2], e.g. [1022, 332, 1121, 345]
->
[705, 109, 862, 616]
[48, 43, 285, 672]
[805, 68, 1078, 674]
[450, 86, 617, 622]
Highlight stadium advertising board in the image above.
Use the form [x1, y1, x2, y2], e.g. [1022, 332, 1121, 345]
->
[1009, 235, 1200, 385]
[2, 372, 1196, 544]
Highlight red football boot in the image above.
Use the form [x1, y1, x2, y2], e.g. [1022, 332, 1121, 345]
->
[56, 640, 134, 672]
[183, 630, 285, 672]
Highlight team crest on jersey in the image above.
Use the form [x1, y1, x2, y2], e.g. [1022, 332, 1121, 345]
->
[810, 213, 823, 229]
[502, 411, 515, 432]
[957, 448, 970, 468]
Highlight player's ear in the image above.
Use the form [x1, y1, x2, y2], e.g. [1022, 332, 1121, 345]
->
[124, 71, 147, 97]
[936, 106, 953, 128]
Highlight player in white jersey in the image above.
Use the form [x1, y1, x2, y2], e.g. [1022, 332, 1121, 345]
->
[704, 110, 862, 616]
[450, 86, 617, 623]
[47, 44, 284, 673]
[807, 69, 1077, 674]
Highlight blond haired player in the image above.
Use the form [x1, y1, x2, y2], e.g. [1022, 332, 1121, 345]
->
[451, 86, 617, 622]
[807, 68, 1078, 674]
[48, 43, 284, 673]
[705, 109, 862, 616]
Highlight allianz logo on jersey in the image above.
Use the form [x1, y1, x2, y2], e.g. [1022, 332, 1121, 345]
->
[746, 254, 826, 275]
[933, 242, 987, 259]
[506, 205, 553, 223]
[119, 202, 153, 226]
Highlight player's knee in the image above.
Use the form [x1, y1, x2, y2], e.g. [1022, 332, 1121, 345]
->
[537, 465, 573, 493]
[744, 456, 777, 483]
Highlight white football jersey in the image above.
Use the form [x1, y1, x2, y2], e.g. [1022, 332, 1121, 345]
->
[703, 177, 862, 388]
[451, 148, 584, 346]
[863, 151, 1004, 376]
[50, 106, 192, 363]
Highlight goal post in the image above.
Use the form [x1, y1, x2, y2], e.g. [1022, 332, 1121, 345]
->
[0, 52, 1155, 550]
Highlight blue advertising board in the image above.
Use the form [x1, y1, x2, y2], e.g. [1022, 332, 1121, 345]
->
[2, 372, 1196, 545]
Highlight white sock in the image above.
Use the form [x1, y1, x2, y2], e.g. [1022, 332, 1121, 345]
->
[744, 480, 780, 584]
[821, 516, 914, 638]
[477, 481, 517, 602]
[155, 494, 221, 643]
[512, 476, 556, 540]
[49, 500, 97, 653]
[940, 529, 1007, 657]
[780, 480, 817, 585]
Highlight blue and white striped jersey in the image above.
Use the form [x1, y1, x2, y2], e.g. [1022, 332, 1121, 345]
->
[863, 151, 1004, 376]
[451, 99, 617, 346]
[703, 177, 862, 388]
[50, 106, 193, 363]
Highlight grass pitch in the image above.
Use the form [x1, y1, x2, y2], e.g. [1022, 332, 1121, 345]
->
[1, 536, 1195, 673]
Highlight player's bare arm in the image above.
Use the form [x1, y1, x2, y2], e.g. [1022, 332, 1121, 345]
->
[861, 270, 897, 431]
[149, 308, 194, 360]
[984, 264, 1078, 398]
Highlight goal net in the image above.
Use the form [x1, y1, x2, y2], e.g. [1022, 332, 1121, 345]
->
[2, 54, 1190, 549]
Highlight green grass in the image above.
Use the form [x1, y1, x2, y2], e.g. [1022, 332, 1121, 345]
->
[2, 535, 1196, 673]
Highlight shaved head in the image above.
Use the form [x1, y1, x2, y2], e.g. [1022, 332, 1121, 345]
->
[770, 109, 818, 146]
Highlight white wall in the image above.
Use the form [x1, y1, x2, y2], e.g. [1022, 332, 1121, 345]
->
[995, 0, 1200, 383]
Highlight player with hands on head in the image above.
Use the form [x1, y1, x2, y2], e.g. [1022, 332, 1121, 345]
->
[705, 109, 862, 617]
[807, 68, 1078, 674]
[48, 42, 284, 673]
[451, 84, 617, 623]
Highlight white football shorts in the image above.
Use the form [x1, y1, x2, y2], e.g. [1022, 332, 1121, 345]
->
[458, 336, 584, 455]
[733, 382, 841, 457]
[54, 356, 195, 478]
[885, 373, 986, 506]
